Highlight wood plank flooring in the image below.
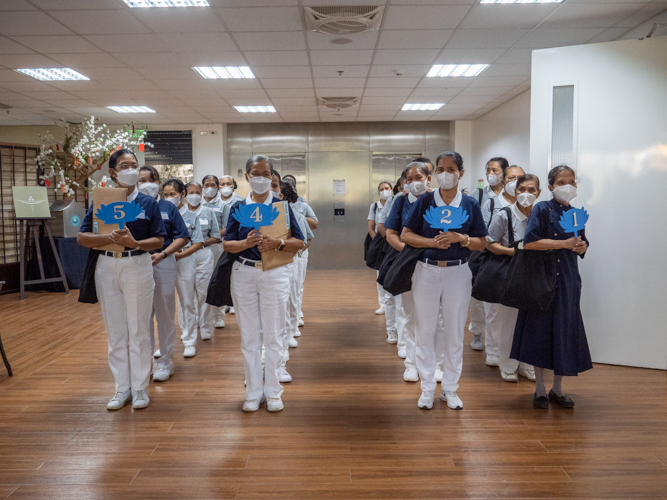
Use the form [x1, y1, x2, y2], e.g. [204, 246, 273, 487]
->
[0, 269, 666, 499]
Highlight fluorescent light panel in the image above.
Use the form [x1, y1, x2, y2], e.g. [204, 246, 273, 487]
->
[193, 66, 255, 79]
[480, 0, 563, 4]
[107, 106, 156, 113]
[122, 0, 209, 7]
[427, 64, 489, 77]
[14, 68, 89, 81]
[234, 106, 276, 113]
[402, 103, 444, 111]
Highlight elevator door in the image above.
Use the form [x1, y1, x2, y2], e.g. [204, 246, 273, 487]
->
[266, 154, 307, 200]
[371, 154, 421, 196]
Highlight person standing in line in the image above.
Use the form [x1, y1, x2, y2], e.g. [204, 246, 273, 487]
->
[368, 181, 394, 319]
[402, 151, 487, 411]
[283, 174, 307, 204]
[219, 174, 245, 206]
[468, 157, 509, 352]
[485, 174, 538, 383]
[511, 165, 591, 409]
[137, 168, 189, 382]
[77, 149, 166, 410]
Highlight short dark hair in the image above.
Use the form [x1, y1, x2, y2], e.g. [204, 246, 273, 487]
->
[405, 161, 429, 178]
[109, 149, 137, 170]
[283, 174, 296, 183]
[163, 178, 185, 194]
[378, 181, 392, 192]
[140, 165, 160, 184]
[436, 151, 464, 171]
[516, 173, 540, 191]
[245, 155, 273, 174]
[202, 174, 219, 186]
[280, 181, 298, 203]
[486, 157, 509, 172]
[548, 165, 575, 186]
[393, 175, 406, 195]
[272, 170, 281, 181]
[184, 181, 201, 193]
[413, 156, 432, 166]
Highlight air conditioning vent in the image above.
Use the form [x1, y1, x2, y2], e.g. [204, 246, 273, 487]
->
[304, 6, 384, 35]
[318, 97, 360, 110]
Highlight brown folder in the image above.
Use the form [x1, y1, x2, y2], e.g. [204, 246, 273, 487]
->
[260, 201, 294, 271]
[92, 187, 127, 252]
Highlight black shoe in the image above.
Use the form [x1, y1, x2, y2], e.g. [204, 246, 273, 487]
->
[533, 393, 549, 409]
[549, 389, 574, 408]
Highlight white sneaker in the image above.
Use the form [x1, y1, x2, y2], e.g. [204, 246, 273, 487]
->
[434, 366, 444, 383]
[229, 307, 235, 314]
[386, 329, 398, 344]
[215, 318, 225, 329]
[279, 367, 292, 383]
[440, 391, 463, 410]
[501, 370, 518, 382]
[267, 397, 284, 412]
[293, 328, 301, 338]
[298, 318, 304, 327]
[397, 346, 407, 359]
[403, 367, 419, 382]
[107, 390, 131, 411]
[283, 349, 290, 362]
[518, 366, 536, 381]
[486, 354, 499, 367]
[153, 349, 161, 358]
[470, 333, 484, 351]
[418, 390, 435, 410]
[242, 396, 265, 412]
[289, 338, 298, 348]
[183, 345, 196, 358]
[153, 368, 174, 382]
[375, 306, 385, 315]
[132, 389, 150, 409]
[200, 330, 211, 340]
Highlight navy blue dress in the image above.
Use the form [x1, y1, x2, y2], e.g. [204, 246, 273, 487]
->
[510, 198, 593, 376]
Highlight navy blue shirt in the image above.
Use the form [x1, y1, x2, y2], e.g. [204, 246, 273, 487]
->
[157, 199, 189, 251]
[224, 196, 305, 261]
[80, 191, 167, 250]
[385, 193, 419, 232]
[404, 190, 487, 262]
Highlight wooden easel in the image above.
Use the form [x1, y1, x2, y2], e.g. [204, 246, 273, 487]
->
[18, 217, 70, 300]
[0, 281, 11, 376]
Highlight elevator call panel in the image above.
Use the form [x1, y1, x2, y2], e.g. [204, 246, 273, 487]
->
[334, 202, 345, 222]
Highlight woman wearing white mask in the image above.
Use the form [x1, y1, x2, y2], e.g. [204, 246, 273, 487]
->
[224, 155, 305, 413]
[77, 149, 166, 411]
[202, 175, 231, 329]
[486, 174, 539, 383]
[176, 182, 221, 357]
[219, 174, 244, 206]
[137, 168, 189, 382]
[511, 165, 591, 409]
[402, 151, 488, 411]
[480, 165, 524, 368]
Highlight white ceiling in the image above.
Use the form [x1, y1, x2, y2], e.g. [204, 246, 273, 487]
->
[0, 0, 665, 126]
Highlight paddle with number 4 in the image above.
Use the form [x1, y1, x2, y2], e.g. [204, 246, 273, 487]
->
[233, 203, 279, 230]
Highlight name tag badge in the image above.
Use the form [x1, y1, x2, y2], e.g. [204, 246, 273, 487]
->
[161, 212, 169, 220]
[137, 210, 146, 219]
[200, 218, 208, 226]
[212, 207, 221, 212]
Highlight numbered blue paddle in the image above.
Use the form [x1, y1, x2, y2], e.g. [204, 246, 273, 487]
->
[233, 203, 279, 230]
[424, 205, 469, 232]
[559, 207, 589, 238]
[95, 201, 143, 230]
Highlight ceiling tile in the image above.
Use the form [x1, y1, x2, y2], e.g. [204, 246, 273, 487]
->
[210, 89, 268, 99]
[0, 12, 72, 36]
[409, 87, 463, 97]
[105, 80, 161, 91]
[43, 80, 110, 91]
[615, 3, 667, 29]
[458, 86, 514, 96]
[446, 29, 529, 49]
[366, 77, 421, 88]
[136, 66, 200, 80]
[112, 52, 187, 68]
[310, 50, 373, 66]
[364, 87, 413, 97]
[30, 0, 121, 7]
[85, 35, 170, 53]
[369, 65, 429, 78]
[49, 52, 125, 68]
[448, 94, 496, 105]
[587, 28, 630, 44]
[313, 88, 363, 97]
[172, 90, 219, 100]
[50, 10, 148, 35]
[383, 5, 471, 30]
[305, 31, 378, 51]
[218, 7, 303, 31]
[204, 79, 261, 89]
[493, 49, 532, 64]
[434, 48, 506, 64]
[252, 66, 312, 79]
[159, 33, 237, 53]
[275, 105, 318, 112]
[119, 90, 174, 101]
[41, 98, 95, 107]
[515, 28, 604, 49]
[311, 65, 368, 78]
[132, 8, 226, 32]
[271, 98, 316, 106]
[373, 49, 440, 65]
[0, 54, 62, 68]
[314, 77, 366, 88]
[360, 104, 402, 111]
[540, 3, 646, 29]
[176, 51, 247, 66]
[244, 51, 308, 66]
[379, 30, 453, 50]
[10, 36, 102, 54]
[0, 37, 35, 55]
[153, 79, 212, 91]
[481, 64, 531, 77]
[223, 98, 273, 105]
[0, 0, 36, 10]
[459, 4, 560, 30]
[467, 76, 528, 88]
[266, 88, 314, 98]
[79, 67, 146, 81]
[259, 78, 313, 89]
[234, 32, 306, 51]
[417, 77, 471, 88]
[362, 96, 407, 105]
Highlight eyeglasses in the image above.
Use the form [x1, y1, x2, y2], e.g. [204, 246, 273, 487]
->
[116, 162, 138, 171]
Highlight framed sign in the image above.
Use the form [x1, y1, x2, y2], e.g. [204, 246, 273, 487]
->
[12, 186, 51, 218]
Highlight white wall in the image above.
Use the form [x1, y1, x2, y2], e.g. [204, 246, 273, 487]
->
[451, 120, 473, 194]
[531, 37, 667, 370]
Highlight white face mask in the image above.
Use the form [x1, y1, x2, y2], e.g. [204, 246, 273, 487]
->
[138, 182, 159, 199]
[487, 173, 503, 187]
[437, 171, 459, 190]
[379, 189, 392, 200]
[552, 184, 577, 204]
[187, 193, 202, 207]
[504, 180, 517, 197]
[203, 187, 218, 198]
[517, 192, 536, 208]
[165, 195, 181, 207]
[248, 176, 271, 195]
[115, 168, 139, 187]
[271, 189, 280, 197]
[409, 180, 428, 197]
[220, 186, 233, 197]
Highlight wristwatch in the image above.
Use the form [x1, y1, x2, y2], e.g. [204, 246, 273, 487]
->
[134, 241, 142, 251]
[161, 251, 168, 259]
[277, 239, 285, 252]
[461, 234, 471, 248]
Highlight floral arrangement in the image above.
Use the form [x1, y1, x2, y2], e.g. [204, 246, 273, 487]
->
[36, 116, 151, 197]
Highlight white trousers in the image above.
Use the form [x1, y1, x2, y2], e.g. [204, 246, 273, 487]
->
[95, 253, 155, 393]
[413, 261, 472, 393]
[496, 304, 532, 373]
[468, 297, 486, 336]
[150, 254, 177, 372]
[286, 259, 300, 340]
[176, 247, 214, 346]
[397, 295, 407, 350]
[296, 248, 308, 319]
[401, 290, 416, 370]
[377, 272, 387, 308]
[483, 302, 502, 356]
[377, 271, 398, 333]
[209, 242, 225, 320]
[232, 262, 289, 400]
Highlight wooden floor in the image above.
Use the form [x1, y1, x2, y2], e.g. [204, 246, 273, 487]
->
[0, 269, 666, 499]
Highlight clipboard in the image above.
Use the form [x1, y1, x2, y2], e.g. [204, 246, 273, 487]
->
[259, 201, 293, 271]
[92, 187, 127, 252]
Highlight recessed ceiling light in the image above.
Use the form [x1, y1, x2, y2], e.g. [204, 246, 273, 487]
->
[234, 106, 276, 113]
[193, 66, 255, 79]
[402, 103, 444, 111]
[480, 0, 563, 3]
[427, 64, 489, 77]
[122, 0, 209, 7]
[14, 68, 89, 81]
[107, 106, 156, 113]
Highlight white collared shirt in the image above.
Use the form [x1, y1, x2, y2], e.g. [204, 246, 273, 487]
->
[127, 186, 139, 203]
[246, 192, 274, 206]
[487, 202, 528, 247]
[434, 188, 462, 208]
